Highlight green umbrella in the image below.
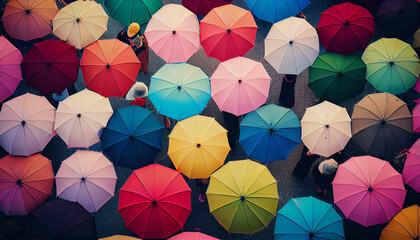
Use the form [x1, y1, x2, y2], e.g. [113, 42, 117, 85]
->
[361, 38, 420, 95]
[309, 52, 366, 103]
[105, 0, 163, 26]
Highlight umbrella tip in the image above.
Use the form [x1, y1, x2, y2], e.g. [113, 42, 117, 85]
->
[380, 119, 386, 125]
[177, 85, 182, 90]
[81, 177, 86, 182]
[106, 64, 111, 69]
[344, 21, 349, 27]
[25, 9, 31, 14]
[238, 79, 242, 84]
[308, 232, 314, 238]
[16, 179, 22, 186]
[325, 124, 329, 128]
[152, 200, 158, 205]
[368, 186, 373, 192]
[289, 40, 293, 45]
[172, 30, 176, 34]
[240, 196, 245, 201]
[76, 18, 80, 23]
[77, 114, 81, 118]
[389, 61, 394, 66]
[227, 29, 231, 34]
[21, 120, 26, 126]
[196, 143, 201, 148]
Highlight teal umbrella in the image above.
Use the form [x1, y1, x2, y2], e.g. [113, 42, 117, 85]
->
[105, 0, 163, 26]
[148, 63, 211, 121]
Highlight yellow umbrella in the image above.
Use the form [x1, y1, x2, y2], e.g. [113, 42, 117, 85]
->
[52, 0, 108, 49]
[100, 236, 141, 240]
[381, 205, 420, 240]
[168, 115, 230, 179]
[206, 159, 279, 234]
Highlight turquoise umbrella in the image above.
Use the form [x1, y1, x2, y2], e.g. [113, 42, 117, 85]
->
[275, 196, 345, 240]
[148, 63, 211, 121]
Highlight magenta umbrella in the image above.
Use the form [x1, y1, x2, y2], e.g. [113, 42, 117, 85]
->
[169, 232, 219, 240]
[413, 101, 420, 133]
[0, 36, 22, 103]
[332, 155, 406, 227]
[403, 139, 420, 192]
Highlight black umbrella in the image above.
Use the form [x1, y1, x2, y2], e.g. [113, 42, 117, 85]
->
[376, 0, 420, 39]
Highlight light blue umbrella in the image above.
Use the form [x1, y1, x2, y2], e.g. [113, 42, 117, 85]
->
[148, 63, 211, 121]
[239, 104, 301, 163]
[275, 196, 345, 240]
[245, 0, 311, 23]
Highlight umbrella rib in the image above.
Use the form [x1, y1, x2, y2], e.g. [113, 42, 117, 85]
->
[277, 212, 310, 234]
[344, 190, 368, 220]
[373, 188, 405, 211]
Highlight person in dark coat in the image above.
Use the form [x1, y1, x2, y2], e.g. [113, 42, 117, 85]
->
[293, 146, 319, 179]
[222, 111, 240, 149]
[312, 159, 338, 196]
[279, 74, 297, 108]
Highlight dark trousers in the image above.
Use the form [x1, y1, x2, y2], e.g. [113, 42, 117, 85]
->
[279, 74, 297, 109]
[222, 111, 240, 149]
[293, 146, 319, 179]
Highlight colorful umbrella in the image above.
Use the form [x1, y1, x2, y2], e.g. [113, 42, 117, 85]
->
[119, 164, 191, 239]
[239, 104, 301, 163]
[81, 39, 141, 97]
[301, 101, 352, 158]
[53, 0, 108, 49]
[105, 0, 162, 26]
[182, 0, 232, 15]
[317, 2, 374, 55]
[207, 159, 279, 234]
[403, 139, 420, 192]
[245, 0, 311, 23]
[149, 63, 210, 121]
[380, 205, 420, 240]
[0, 154, 53, 216]
[0, 93, 55, 157]
[200, 4, 258, 62]
[0, 36, 22, 103]
[352, 93, 412, 159]
[361, 38, 419, 95]
[100, 236, 141, 240]
[274, 196, 345, 240]
[332, 155, 406, 227]
[24, 199, 97, 239]
[22, 39, 79, 96]
[413, 102, 420, 133]
[308, 52, 367, 103]
[56, 150, 117, 213]
[168, 115, 230, 179]
[101, 105, 163, 169]
[265, 17, 319, 75]
[54, 89, 113, 148]
[2, 0, 58, 41]
[144, 4, 199, 63]
[169, 232, 219, 240]
[211, 57, 270, 116]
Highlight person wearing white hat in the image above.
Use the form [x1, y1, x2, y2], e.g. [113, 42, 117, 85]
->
[312, 158, 338, 196]
[126, 82, 148, 107]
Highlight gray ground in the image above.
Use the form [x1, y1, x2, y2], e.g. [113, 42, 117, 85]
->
[1, 0, 420, 239]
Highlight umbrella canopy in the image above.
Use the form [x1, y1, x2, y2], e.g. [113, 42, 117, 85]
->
[352, 93, 412, 159]
[308, 52, 367, 103]
[317, 2, 375, 55]
[105, 0, 162, 26]
[2, 0, 58, 41]
[101, 105, 163, 169]
[239, 104, 301, 163]
[301, 101, 352, 157]
[332, 155, 406, 227]
[265, 17, 319, 75]
[119, 164, 191, 239]
[81, 39, 141, 97]
[376, 0, 420, 40]
[168, 115, 230, 179]
[144, 4, 199, 63]
[149, 63, 210, 121]
[414, 28, 420, 55]
[0, 93, 55, 156]
[200, 4, 258, 62]
[22, 39, 79, 96]
[56, 150, 117, 213]
[0, 154, 53, 216]
[169, 232, 219, 240]
[100, 236, 141, 240]
[380, 205, 420, 240]
[53, 0, 108, 49]
[24, 199, 97, 240]
[0, 36, 22, 103]
[211, 57, 271, 116]
[403, 139, 420, 192]
[207, 159, 279, 234]
[361, 38, 419, 95]
[54, 89, 113, 148]
[245, 0, 311, 23]
[274, 196, 345, 240]
[182, 0, 232, 15]
[413, 102, 420, 133]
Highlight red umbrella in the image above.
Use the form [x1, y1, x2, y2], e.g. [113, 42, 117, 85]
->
[182, 0, 232, 15]
[118, 164, 191, 239]
[317, 2, 375, 55]
[22, 39, 79, 95]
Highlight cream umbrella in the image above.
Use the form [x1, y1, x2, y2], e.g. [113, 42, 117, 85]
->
[301, 101, 351, 157]
[54, 89, 113, 148]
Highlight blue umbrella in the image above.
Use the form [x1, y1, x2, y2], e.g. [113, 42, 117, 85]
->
[275, 196, 345, 240]
[245, 0, 311, 23]
[239, 104, 301, 163]
[101, 105, 163, 169]
[148, 63, 211, 121]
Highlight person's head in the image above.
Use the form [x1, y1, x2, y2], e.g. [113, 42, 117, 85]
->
[318, 159, 338, 175]
[127, 23, 140, 37]
[125, 82, 148, 101]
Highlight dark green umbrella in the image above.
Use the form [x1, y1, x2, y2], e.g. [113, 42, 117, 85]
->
[105, 0, 163, 26]
[308, 52, 366, 103]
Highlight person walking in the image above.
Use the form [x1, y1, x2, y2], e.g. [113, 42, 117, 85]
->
[292, 146, 319, 179]
[125, 82, 148, 108]
[222, 111, 240, 149]
[312, 159, 338, 196]
[278, 74, 297, 108]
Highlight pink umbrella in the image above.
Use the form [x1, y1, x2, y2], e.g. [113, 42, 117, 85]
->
[0, 93, 55, 156]
[332, 155, 406, 227]
[211, 57, 270, 116]
[0, 36, 23, 103]
[413, 101, 420, 133]
[169, 232, 219, 240]
[403, 139, 420, 192]
[55, 150, 117, 213]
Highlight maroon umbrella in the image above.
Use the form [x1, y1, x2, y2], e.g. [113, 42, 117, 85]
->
[317, 2, 375, 55]
[22, 39, 79, 96]
[182, 0, 232, 15]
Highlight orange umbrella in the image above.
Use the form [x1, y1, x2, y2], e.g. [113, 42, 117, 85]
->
[80, 39, 141, 97]
[381, 205, 420, 240]
[2, 0, 58, 41]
